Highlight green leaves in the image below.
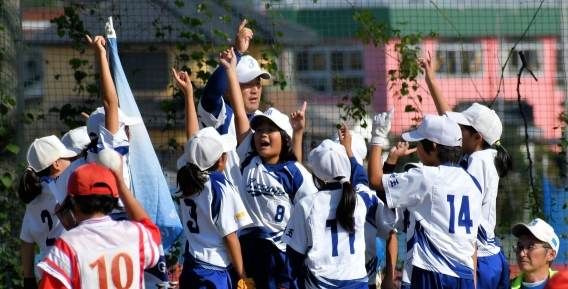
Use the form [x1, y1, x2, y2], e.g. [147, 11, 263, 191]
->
[5, 144, 19, 155]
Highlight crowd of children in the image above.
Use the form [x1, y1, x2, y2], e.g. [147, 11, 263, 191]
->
[18, 18, 563, 289]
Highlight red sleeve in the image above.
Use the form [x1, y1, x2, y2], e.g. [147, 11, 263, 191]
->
[39, 274, 67, 289]
[137, 218, 161, 245]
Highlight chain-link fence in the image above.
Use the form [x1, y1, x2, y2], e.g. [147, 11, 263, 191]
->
[3, 0, 568, 287]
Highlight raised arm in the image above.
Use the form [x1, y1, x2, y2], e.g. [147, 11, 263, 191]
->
[368, 109, 394, 191]
[111, 161, 150, 222]
[200, 19, 251, 117]
[418, 57, 451, 115]
[219, 48, 250, 143]
[86, 35, 119, 134]
[173, 69, 198, 139]
[290, 101, 307, 163]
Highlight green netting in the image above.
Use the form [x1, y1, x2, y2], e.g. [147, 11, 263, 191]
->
[2, 0, 568, 287]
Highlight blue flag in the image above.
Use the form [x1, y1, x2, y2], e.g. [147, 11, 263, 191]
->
[105, 17, 182, 251]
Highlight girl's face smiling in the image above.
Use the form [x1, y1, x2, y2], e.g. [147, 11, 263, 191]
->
[254, 118, 283, 164]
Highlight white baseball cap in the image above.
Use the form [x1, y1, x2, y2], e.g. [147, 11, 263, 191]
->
[250, 108, 293, 139]
[27, 135, 79, 172]
[86, 107, 142, 139]
[61, 126, 91, 151]
[308, 139, 351, 183]
[402, 115, 462, 147]
[331, 130, 367, 166]
[184, 127, 237, 171]
[445, 103, 503, 146]
[512, 218, 560, 253]
[236, 55, 271, 83]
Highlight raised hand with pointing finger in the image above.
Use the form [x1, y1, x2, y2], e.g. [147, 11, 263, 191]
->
[234, 19, 253, 54]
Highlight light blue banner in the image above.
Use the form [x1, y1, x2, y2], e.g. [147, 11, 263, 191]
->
[106, 33, 182, 251]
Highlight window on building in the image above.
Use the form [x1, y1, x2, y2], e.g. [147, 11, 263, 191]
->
[556, 47, 565, 88]
[119, 51, 168, 90]
[435, 43, 483, 77]
[23, 49, 44, 99]
[295, 47, 365, 93]
[499, 42, 543, 77]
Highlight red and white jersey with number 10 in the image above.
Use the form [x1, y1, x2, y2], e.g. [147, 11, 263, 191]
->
[37, 216, 161, 289]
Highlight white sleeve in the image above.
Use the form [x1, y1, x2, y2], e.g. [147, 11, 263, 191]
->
[282, 199, 312, 254]
[20, 211, 34, 243]
[236, 132, 254, 162]
[292, 163, 318, 204]
[467, 155, 487, 196]
[215, 181, 253, 237]
[375, 197, 398, 240]
[98, 123, 129, 149]
[382, 168, 434, 209]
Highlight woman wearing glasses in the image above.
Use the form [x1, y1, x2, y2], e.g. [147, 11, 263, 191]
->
[511, 218, 560, 289]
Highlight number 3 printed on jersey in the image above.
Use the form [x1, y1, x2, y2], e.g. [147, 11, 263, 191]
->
[183, 199, 200, 233]
[446, 195, 473, 234]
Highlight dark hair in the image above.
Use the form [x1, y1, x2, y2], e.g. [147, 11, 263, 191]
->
[335, 177, 357, 234]
[420, 139, 462, 164]
[176, 163, 209, 198]
[57, 190, 119, 217]
[251, 129, 297, 163]
[18, 167, 51, 204]
[462, 125, 513, 178]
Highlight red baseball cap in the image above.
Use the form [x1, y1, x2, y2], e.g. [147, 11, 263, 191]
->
[68, 163, 118, 197]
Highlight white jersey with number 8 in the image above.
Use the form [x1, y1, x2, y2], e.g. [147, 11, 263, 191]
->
[37, 216, 160, 289]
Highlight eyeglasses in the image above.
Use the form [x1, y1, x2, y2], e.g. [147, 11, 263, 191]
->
[512, 243, 551, 254]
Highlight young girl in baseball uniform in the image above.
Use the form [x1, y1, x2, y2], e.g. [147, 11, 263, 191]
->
[172, 68, 255, 289]
[419, 57, 513, 289]
[281, 140, 370, 289]
[19, 136, 79, 289]
[37, 162, 161, 289]
[219, 48, 317, 288]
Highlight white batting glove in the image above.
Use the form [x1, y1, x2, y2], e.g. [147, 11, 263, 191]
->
[371, 108, 394, 146]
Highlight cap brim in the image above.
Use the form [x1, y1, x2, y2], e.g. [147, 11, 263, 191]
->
[402, 130, 425, 142]
[61, 148, 79, 158]
[239, 71, 271, 84]
[511, 223, 547, 242]
[445, 111, 471, 126]
[220, 135, 237, 152]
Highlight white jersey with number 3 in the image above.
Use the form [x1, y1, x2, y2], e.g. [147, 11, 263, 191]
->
[37, 216, 160, 289]
[383, 164, 482, 280]
[181, 172, 253, 268]
[282, 187, 369, 288]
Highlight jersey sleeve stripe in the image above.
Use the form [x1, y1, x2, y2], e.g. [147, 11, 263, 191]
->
[42, 258, 73, 288]
[135, 222, 146, 288]
[53, 239, 80, 287]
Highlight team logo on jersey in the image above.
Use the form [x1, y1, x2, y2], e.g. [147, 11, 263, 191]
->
[246, 178, 286, 197]
[388, 174, 399, 188]
[285, 228, 294, 237]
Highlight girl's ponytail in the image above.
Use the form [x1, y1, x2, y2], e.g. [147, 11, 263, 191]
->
[18, 168, 46, 204]
[336, 177, 357, 234]
[176, 163, 208, 198]
[493, 141, 513, 178]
